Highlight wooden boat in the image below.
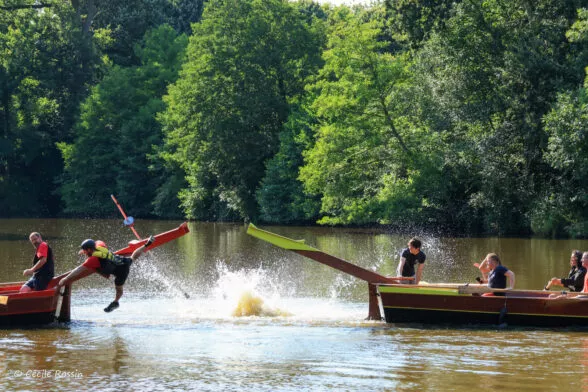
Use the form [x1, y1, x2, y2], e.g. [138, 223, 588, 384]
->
[0, 222, 190, 327]
[0, 275, 71, 327]
[247, 224, 588, 327]
[377, 283, 588, 327]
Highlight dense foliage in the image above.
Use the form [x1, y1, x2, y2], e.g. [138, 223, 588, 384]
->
[158, 0, 325, 220]
[2, 0, 588, 237]
[58, 25, 188, 217]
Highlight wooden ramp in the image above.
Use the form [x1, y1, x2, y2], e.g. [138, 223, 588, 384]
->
[247, 224, 412, 320]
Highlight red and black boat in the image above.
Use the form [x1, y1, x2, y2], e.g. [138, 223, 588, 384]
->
[0, 276, 72, 326]
[0, 222, 190, 327]
[247, 224, 588, 327]
[377, 283, 588, 327]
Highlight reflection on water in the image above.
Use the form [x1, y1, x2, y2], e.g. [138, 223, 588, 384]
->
[3, 289, 587, 391]
[1, 220, 588, 390]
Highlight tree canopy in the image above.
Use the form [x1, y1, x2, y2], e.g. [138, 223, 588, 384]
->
[3, 0, 588, 237]
[158, 0, 325, 221]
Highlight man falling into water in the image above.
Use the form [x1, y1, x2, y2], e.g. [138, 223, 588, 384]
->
[56, 236, 154, 312]
[396, 237, 426, 284]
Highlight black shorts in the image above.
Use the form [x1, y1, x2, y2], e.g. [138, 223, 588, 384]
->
[112, 257, 133, 286]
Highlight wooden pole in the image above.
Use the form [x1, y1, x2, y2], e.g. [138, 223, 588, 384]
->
[367, 283, 382, 320]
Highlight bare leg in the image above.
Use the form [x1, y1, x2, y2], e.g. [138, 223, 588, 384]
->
[130, 235, 154, 262]
[104, 286, 124, 312]
[115, 285, 123, 302]
[130, 246, 147, 261]
[19, 285, 32, 293]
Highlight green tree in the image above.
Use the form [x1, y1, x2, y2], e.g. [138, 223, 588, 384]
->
[409, 0, 587, 234]
[0, 3, 99, 216]
[256, 99, 321, 223]
[1, 0, 204, 64]
[169, 0, 206, 35]
[384, 0, 459, 48]
[160, 0, 325, 221]
[255, 0, 328, 224]
[299, 6, 431, 225]
[536, 92, 588, 237]
[59, 25, 187, 216]
[533, 8, 588, 237]
[89, 0, 204, 65]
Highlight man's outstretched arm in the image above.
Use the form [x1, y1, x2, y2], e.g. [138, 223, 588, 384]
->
[56, 266, 95, 289]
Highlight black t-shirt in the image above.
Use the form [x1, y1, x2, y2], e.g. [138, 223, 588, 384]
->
[32, 242, 54, 282]
[400, 248, 426, 277]
[561, 266, 586, 292]
[488, 265, 509, 289]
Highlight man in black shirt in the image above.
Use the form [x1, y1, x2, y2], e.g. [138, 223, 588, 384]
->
[396, 237, 426, 284]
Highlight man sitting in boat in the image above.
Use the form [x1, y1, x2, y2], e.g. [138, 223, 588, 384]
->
[20, 232, 55, 292]
[544, 250, 586, 292]
[477, 253, 515, 296]
[55, 236, 154, 312]
[396, 237, 426, 284]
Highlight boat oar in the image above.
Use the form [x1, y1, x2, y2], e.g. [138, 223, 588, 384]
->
[0, 295, 8, 305]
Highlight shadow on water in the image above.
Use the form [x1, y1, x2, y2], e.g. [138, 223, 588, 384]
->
[380, 322, 588, 333]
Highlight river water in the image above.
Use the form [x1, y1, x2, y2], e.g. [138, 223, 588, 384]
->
[0, 219, 587, 391]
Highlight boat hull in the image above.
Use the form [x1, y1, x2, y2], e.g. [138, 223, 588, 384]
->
[0, 311, 57, 326]
[378, 285, 588, 327]
[0, 276, 71, 327]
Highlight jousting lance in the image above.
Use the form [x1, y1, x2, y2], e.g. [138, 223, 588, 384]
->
[111, 194, 141, 240]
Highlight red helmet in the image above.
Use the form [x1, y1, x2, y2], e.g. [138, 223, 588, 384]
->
[95, 240, 107, 248]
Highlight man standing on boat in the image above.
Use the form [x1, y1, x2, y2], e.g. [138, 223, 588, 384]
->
[55, 236, 154, 312]
[20, 232, 55, 292]
[396, 238, 426, 284]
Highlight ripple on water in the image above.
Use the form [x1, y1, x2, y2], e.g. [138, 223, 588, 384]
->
[2, 288, 588, 392]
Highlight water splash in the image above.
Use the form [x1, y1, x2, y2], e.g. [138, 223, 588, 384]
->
[388, 233, 467, 283]
[420, 235, 458, 282]
[69, 258, 368, 325]
[231, 291, 292, 317]
[328, 273, 357, 300]
[214, 262, 290, 317]
[131, 254, 190, 298]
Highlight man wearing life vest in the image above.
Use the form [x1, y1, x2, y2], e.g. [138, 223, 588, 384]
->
[20, 232, 55, 292]
[56, 235, 154, 312]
